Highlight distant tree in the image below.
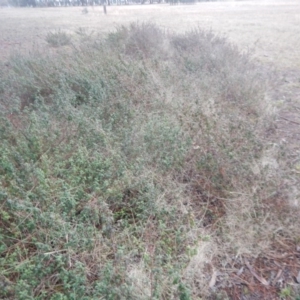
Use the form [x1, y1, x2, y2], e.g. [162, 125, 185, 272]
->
[0, 0, 9, 6]
[9, 0, 36, 6]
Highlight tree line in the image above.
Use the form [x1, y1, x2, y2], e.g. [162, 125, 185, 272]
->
[5, 0, 198, 7]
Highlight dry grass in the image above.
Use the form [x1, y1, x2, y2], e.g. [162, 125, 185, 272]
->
[0, 1, 300, 69]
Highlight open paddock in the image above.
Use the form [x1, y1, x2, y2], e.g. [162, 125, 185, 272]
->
[0, 0, 300, 69]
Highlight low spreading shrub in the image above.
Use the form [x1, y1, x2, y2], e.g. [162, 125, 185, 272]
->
[0, 23, 292, 299]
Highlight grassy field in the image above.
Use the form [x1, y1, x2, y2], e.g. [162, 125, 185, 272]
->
[1, 1, 300, 69]
[0, 1, 300, 299]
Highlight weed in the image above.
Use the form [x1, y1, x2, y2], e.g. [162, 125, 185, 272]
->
[279, 286, 292, 299]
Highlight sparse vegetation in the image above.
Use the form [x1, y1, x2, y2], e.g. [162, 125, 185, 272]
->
[0, 23, 299, 299]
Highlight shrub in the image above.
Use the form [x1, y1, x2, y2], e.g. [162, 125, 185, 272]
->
[0, 23, 291, 299]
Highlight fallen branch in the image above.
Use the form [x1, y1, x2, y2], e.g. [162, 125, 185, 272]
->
[280, 116, 300, 126]
[245, 260, 269, 286]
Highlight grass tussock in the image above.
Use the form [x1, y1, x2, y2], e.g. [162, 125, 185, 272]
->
[45, 29, 72, 48]
[0, 23, 298, 299]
